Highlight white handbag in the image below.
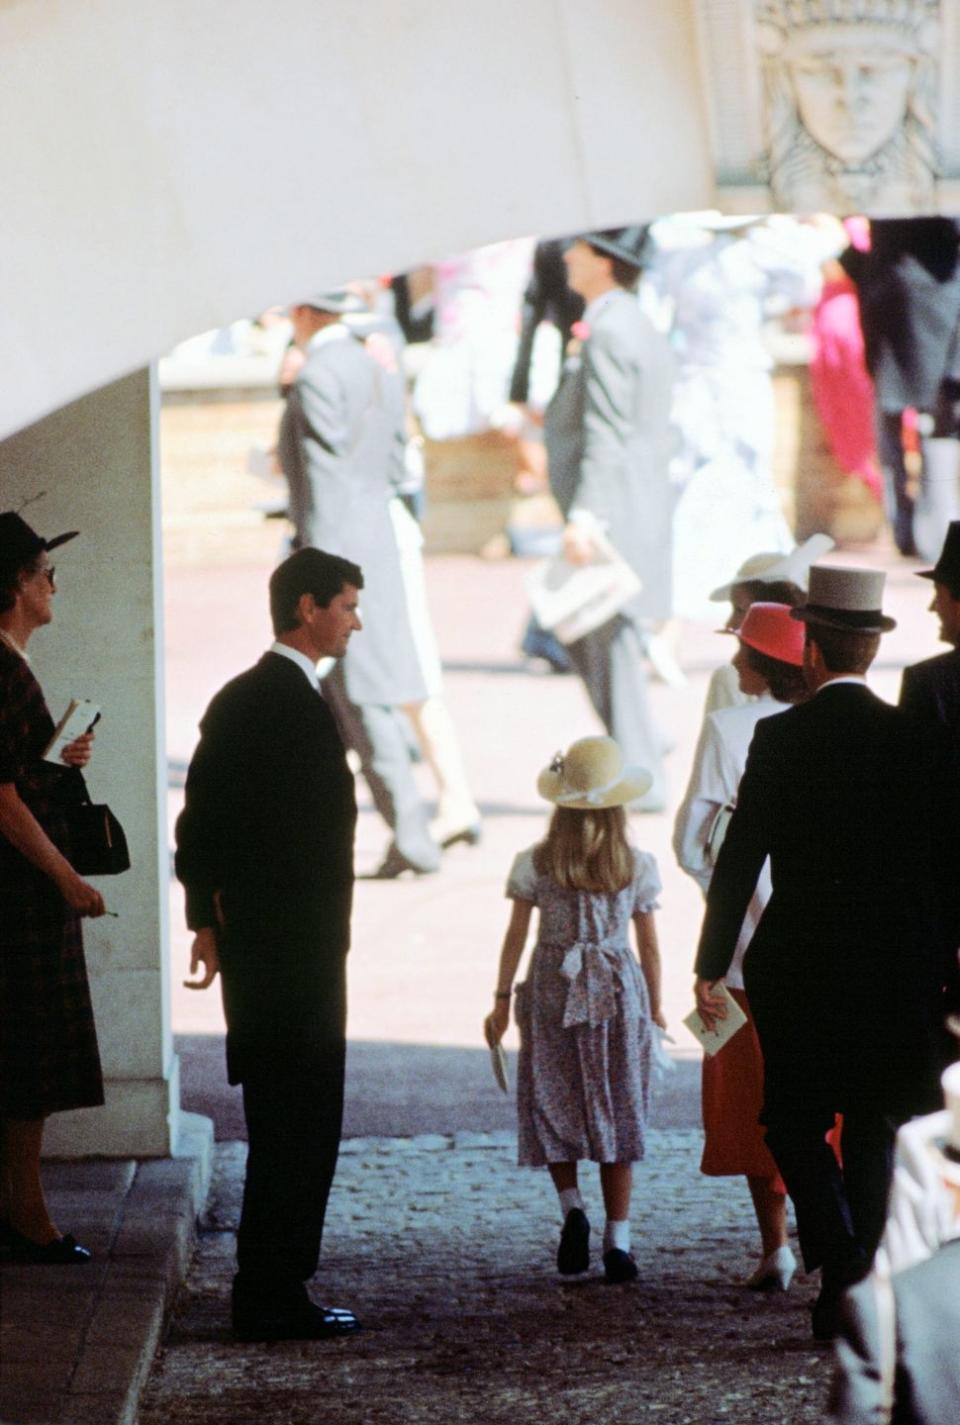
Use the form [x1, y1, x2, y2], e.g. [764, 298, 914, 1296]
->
[525, 529, 642, 645]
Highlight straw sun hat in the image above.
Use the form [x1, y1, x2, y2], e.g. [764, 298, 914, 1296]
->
[537, 736, 652, 811]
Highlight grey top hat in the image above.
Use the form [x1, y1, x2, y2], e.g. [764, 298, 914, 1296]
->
[918, 520, 960, 592]
[582, 225, 650, 270]
[298, 289, 367, 316]
[791, 565, 896, 634]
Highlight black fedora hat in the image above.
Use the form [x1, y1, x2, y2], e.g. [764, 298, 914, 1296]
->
[0, 511, 78, 579]
[917, 521, 960, 590]
[582, 225, 651, 270]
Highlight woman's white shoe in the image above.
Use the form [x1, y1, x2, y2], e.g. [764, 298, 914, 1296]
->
[745, 1244, 797, 1292]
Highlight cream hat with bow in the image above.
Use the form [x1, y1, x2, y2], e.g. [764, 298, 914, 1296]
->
[537, 736, 652, 811]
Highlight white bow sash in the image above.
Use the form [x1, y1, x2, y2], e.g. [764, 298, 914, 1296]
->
[558, 940, 625, 1029]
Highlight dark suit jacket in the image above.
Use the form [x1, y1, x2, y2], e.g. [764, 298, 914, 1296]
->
[830, 1239, 960, 1425]
[175, 652, 356, 1082]
[695, 683, 947, 1119]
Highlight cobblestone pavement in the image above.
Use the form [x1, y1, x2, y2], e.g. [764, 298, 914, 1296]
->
[140, 1132, 833, 1425]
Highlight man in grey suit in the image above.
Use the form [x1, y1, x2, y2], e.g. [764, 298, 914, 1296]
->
[544, 227, 675, 809]
[278, 291, 439, 877]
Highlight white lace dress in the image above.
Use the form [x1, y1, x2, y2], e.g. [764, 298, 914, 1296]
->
[506, 846, 660, 1167]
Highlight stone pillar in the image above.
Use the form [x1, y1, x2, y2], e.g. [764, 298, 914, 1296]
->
[0, 370, 181, 1156]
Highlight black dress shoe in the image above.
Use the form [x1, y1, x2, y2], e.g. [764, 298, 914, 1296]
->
[232, 1301, 361, 1342]
[8, 1230, 92, 1264]
[603, 1248, 638, 1283]
[361, 847, 439, 879]
[557, 1208, 590, 1275]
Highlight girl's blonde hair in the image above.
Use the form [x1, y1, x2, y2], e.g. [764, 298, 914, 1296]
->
[534, 806, 633, 894]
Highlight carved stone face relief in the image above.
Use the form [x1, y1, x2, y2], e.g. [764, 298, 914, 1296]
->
[754, 1, 941, 213]
[784, 25, 915, 165]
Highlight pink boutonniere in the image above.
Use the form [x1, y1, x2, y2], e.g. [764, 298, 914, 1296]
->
[570, 320, 591, 341]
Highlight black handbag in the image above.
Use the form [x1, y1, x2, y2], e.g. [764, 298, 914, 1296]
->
[64, 771, 131, 876]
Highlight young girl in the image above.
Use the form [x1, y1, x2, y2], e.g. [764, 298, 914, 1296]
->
[484, 735, 666, 1282]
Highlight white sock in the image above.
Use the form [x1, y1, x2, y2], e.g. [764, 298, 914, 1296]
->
[604, 1219, 630, 1253]
[558, 1187, 584, 1219]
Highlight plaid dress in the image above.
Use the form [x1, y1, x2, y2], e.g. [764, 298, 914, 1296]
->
[0, 642, 104, 1117]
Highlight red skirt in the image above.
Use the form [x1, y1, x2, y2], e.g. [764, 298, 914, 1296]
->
[700, 988, 785, 1187]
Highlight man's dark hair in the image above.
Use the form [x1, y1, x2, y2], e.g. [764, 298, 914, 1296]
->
[735, 578, 805, 608]
[806, 624, 880, 675]
[269, 547, 364, 636]
[744, 644, 807, 703]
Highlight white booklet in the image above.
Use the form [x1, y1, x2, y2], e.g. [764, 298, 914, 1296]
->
[683, 983, 748, 1057]
[525, 529, 642, 645]
[43, 699, 100, 764]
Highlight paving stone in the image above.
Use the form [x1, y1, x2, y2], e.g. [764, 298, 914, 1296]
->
[139, 1132, 835, 1425]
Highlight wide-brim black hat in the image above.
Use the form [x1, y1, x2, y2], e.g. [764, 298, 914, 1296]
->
[790, 564, 896, 634]
[0, 511, 78, 576]
[582, 225, 651, 270]
[917, 520, 960, 589]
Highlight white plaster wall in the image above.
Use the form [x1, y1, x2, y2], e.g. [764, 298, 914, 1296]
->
[0, 371, 178, 1155]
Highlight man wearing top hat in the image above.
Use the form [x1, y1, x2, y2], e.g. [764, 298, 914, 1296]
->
[695, 565, 951, 1340]
[900, 519, 960, 756]
[278, 292, 439, 878]
[544, 228, 676, 811]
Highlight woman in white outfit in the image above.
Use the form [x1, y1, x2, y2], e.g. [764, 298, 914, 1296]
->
[674, 603, 808, 1289]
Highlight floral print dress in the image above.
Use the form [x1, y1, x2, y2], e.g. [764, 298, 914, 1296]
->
[506, 845, 660, 1167]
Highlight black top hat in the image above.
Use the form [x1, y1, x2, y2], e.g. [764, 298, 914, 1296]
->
[582, 225, 651, 270]
[0, 511, 78, 579]
[917, 521, 960, 593]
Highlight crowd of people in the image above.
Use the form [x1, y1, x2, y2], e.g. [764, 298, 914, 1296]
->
[3, 219, 960, 1421]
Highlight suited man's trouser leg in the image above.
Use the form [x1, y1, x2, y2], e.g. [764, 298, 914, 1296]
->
[233, 1015, 346, 1306]
[875, 409, 915, 556]
[764, 1106, 896, 1277]
[564, 614, 665, 806]
[323, 669, 439, 871]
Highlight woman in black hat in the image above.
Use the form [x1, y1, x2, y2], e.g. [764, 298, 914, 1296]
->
[0, 512, 106, 1264]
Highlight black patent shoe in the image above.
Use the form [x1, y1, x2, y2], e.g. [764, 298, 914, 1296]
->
[603, 1248, 638, 1283]
[361, 846, 439, 879]
[232, 1301, 361, 1342]
[557, 1208, 590, 1275]
[8, 1230, 92, 1264]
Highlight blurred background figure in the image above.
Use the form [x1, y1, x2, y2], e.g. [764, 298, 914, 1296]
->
[278, 291, 439, 878]
[646, 212, 825, 623]
[840, 217, 960, 561]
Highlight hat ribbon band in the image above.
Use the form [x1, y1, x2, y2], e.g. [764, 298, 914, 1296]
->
[554, 772, 625, 806]
[805, 603, 886, 628]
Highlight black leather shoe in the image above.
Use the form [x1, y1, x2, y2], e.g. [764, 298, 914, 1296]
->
[232, 1301, 360, 1342]
[603, 1248, 638, 1283]
[557, 1208, 590, 1275]
[362, 847, 439, 879]
[8, 1230, 92, 1264]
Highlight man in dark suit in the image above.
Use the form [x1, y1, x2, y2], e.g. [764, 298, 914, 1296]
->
[695, 565, 948, 1340]
[175, 547, 363, 1341]
[901, 520, 960, 747]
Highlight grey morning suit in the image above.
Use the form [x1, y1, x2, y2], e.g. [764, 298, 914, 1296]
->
[544, 287, 675, 803]
[278, 326, 437, 870]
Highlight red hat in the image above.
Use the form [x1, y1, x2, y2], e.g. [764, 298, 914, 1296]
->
[734, 602, 805, 667]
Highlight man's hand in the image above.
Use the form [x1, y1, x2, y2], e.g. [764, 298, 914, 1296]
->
[484, 1001, 510, 1046]
[694, 977, 728, 1033]
[563, 521, 597, 567]
[184, 927, 220, 990]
